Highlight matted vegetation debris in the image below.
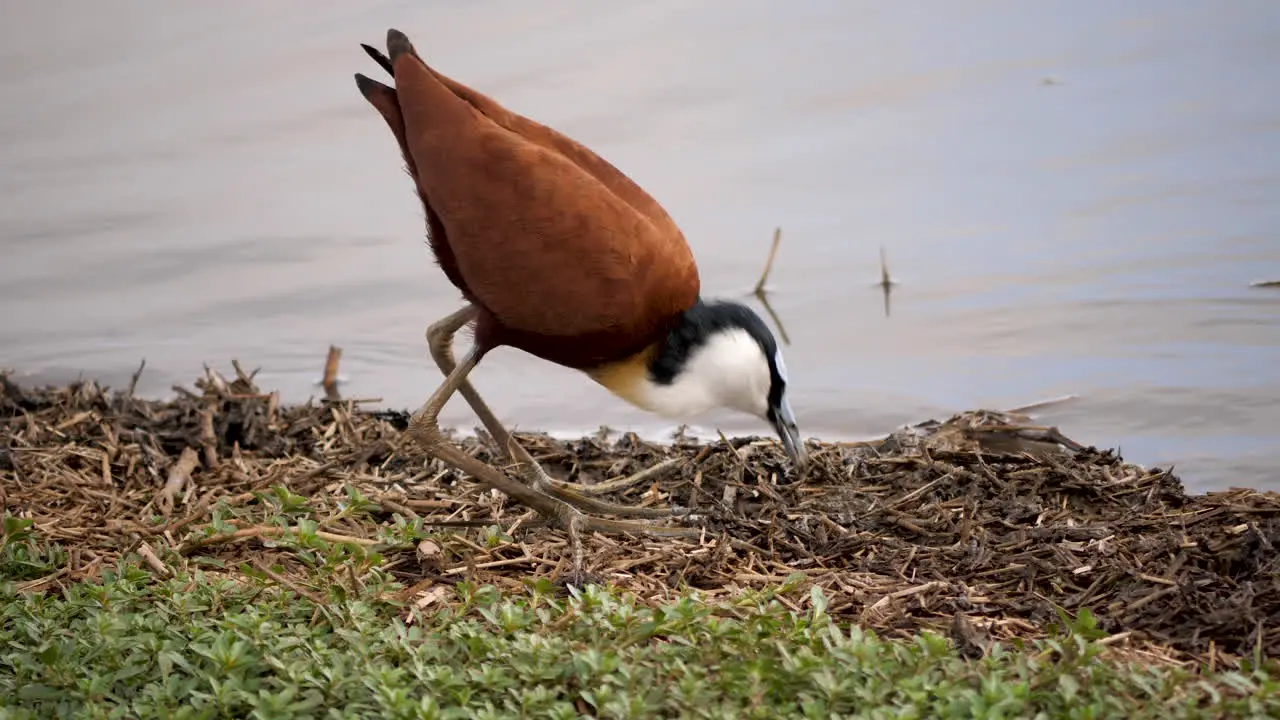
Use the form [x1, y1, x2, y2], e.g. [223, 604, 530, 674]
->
[2, 362, 1277, 670]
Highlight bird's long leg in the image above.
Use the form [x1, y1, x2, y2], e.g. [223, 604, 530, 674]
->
[426, 305, 504, 449]
[406, 345, 700, 580]
[426, 307, 689, 519]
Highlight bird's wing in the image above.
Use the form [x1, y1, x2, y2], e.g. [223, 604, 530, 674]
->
[356, 30, 699, 340]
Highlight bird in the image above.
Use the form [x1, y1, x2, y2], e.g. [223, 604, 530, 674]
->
[352, 28, 806, 574]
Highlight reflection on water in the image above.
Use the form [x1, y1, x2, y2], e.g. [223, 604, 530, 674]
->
[2, 0, 1278, 493]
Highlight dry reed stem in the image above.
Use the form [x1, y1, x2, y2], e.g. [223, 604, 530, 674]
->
[748, 227, 791, 345]
[753, 227, 782, 296]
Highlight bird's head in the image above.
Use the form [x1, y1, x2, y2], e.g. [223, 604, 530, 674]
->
[588, 299, 808, 473]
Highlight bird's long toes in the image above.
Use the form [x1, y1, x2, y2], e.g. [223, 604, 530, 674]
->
[537, 477, 681, 520]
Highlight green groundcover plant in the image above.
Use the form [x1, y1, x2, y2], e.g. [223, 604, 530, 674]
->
[2, 515, 1277, 720]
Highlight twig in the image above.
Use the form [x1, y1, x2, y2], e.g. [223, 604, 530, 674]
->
[253, 559, 327, 605]
[1097, 631, 1133, 647]
[323, 345, 343, 402]
[753, 227, 782, 296]
[1249, 280, 1280, 288]
[742, 226, 792, 344]
[884, 475, 947, 511]
[716, 430, 748, 469]
[156, 446, 199, 516]
[137, 541, 172, 577]
[178, 525, 382, 555]
[879, 246, 895, 319]
[199, 398, 218, 469]
[1124, 584, 1180, 614]
[230, 359, 259, 385]
[16, 567, 70, 593]
[379, 498, 420, 520]
[203, 365, 231, 396]
[126, 358, 146, 399]
[163, 491, 216, 534]
[865, 580, 944, 615]
[443, 554, 539, 576]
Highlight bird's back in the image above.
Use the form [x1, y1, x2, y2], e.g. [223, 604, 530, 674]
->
[357, 32, 700, 368]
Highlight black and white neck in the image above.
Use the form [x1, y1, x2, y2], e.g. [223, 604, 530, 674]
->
[588, 298, 788, 421]
[586, 296, 806, 468]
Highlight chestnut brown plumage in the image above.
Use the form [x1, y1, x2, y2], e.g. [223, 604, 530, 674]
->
[353, 29, 805, 578]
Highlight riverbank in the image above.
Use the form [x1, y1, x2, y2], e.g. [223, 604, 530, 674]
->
[3, 362, 1278, 716]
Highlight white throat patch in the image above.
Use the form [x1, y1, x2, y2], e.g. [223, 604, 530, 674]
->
[631, 328, 772, 420]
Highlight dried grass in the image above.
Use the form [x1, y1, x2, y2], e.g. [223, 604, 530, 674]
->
[2, 362, 1277, 671]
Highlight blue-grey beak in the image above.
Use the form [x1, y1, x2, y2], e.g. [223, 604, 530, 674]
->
[771, 396, 808, 473]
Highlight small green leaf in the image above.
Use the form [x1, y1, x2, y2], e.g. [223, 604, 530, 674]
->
[1058, 674, 1080, 702]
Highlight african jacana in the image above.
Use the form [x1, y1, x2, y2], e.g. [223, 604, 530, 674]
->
[353, 29, 805, 566]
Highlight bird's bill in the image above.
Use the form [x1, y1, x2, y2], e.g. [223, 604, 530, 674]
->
[771, 397, 808, 472]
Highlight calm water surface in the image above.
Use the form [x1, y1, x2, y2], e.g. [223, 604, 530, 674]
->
[2, 1, 1278, 492]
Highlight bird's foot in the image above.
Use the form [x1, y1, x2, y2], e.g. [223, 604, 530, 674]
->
[500, 456, 702, 586]
[514, 457, 691, 520]
[554, 457, 683, 497]
[547, 498, 703, 587]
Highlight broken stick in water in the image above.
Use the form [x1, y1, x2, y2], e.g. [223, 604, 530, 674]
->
[753, 227, 782, 296]
[323, 345, 343, 402]
[750, 227, 792, 345]
[879, 246, 896, 318]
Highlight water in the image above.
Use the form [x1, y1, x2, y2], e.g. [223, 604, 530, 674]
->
[2, 0, 1278, 493]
